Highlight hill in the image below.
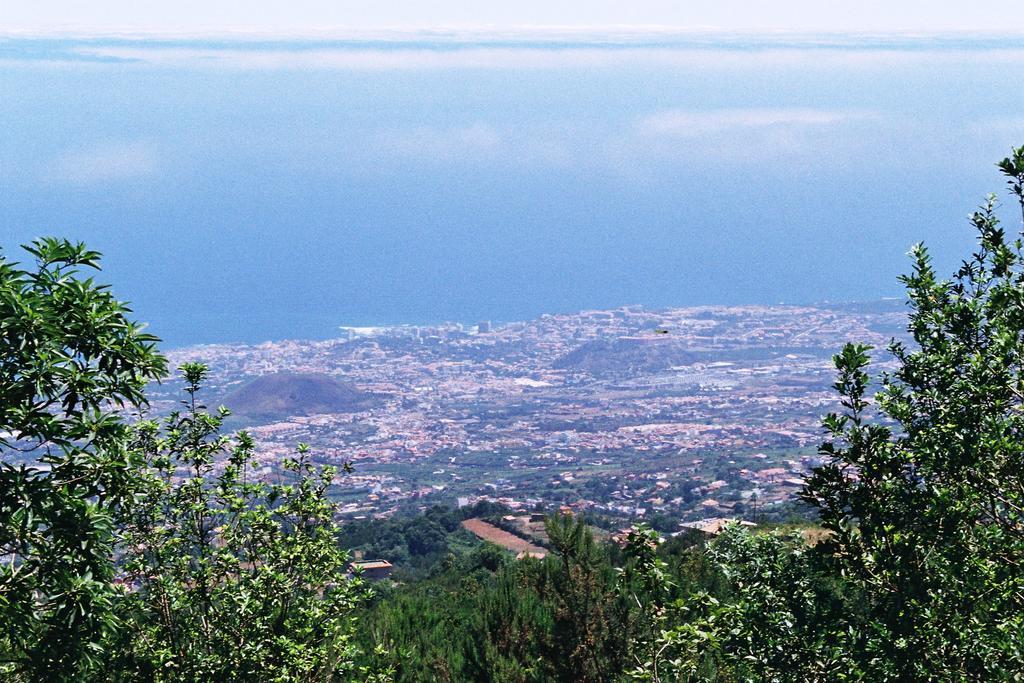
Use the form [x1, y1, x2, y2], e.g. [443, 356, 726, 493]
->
[224, 373, 381, 419]
[553, 336, 697, 377]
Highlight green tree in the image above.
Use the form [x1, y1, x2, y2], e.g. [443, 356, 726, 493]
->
[360, 515, 644, 682]
[802, 147, 1024, 678]
[624, 525, 853, 683]
[534, 515, 632, 683]
[107, 363, 375, 681]
[0, 239, 166, 681]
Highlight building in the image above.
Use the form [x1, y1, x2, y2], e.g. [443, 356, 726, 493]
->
[679, 518, 757, 536]
[351, 560, 393, 581]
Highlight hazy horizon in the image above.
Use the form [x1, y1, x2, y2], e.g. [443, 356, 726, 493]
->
[9, 0, 1024, 34]
[3, 28, 1023, 346]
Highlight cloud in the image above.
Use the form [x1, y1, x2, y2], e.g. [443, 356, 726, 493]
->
[306, 107, 889, 189]
[371, 123, 502, 161]
[311, 107, 886, 179]
[610, 107, 888, 171]
[0, 31, 1008, 71]
[348, 122, 583, 170]
[47, 140, 159, 185]
[636, 108, 872, 137]
[59, 44, 1024, 72]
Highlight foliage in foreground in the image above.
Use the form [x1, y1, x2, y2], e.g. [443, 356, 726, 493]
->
[105, 364, 377, 681]
[357, 516, 854, 682]
[0, 244, 377, 682]
[0, 239, 165, 680]
[798, 150, 1024, 678]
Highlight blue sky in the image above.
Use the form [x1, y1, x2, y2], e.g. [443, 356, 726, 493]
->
[2, 11, 1024, 345]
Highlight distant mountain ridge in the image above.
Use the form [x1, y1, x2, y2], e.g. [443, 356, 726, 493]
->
[224, 373, 381, 419]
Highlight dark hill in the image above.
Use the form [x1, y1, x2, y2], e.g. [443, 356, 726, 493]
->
[553, 337, 696, 378]
[224, 373, 381, 419]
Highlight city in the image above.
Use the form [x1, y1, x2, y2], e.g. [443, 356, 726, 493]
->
[157, 301, 906, 524]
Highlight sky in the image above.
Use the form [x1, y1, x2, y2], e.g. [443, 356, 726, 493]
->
[7, 1, 1024, 34]
[2, 5, 1024, 346]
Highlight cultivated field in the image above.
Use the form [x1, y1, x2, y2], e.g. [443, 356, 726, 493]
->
[461, 518, 547, 556]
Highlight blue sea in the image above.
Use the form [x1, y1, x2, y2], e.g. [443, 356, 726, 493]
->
[2, 33, 1023, 346]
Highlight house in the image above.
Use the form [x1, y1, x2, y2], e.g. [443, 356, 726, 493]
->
[754, 467, 787, 483]
[680, 518, 757, 536]
[351, 560, 393, 581]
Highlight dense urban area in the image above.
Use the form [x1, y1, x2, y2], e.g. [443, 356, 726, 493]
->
[156, 302, 906, 528]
